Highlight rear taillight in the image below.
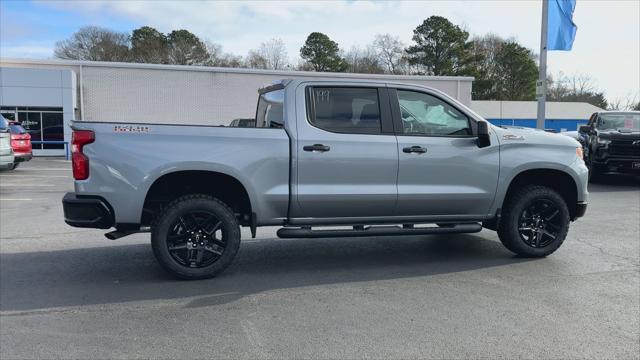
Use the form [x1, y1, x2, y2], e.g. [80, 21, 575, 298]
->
[71, 130, 95, 180]
[10, 133, 30, 140]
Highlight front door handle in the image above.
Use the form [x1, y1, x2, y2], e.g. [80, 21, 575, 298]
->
[402, 146, 427, 154]
[303, 144, 331, 152]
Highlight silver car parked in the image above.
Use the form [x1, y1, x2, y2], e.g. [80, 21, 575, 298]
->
[0, 115, 15, 170]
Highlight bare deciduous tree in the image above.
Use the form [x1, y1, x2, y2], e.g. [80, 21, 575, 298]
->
[205, 41, 243, 68]
[256, 38, 289, 70]
[372, 34, 406, 74]
[547, 72, 608, 109]
[54, 26, 130, 62]
[246, 49, 268, 69]
[344, 45, 384, 74]
[607, 94, 639, 111]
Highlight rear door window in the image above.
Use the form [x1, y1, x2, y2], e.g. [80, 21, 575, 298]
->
[309, 87, 382, 134]
[256, 89, 284, 128]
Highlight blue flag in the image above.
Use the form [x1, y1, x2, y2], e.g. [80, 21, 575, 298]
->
[547, 0, 577, 50]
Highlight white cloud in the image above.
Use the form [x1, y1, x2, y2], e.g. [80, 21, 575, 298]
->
[29, 0, 640, 101]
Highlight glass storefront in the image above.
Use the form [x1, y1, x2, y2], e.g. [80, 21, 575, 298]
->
[1, 106, 64, 150]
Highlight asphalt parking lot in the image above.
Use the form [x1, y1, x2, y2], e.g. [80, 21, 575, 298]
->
[1, 158, 639, 359]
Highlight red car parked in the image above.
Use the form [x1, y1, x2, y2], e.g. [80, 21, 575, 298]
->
[8, 121, 32, 169]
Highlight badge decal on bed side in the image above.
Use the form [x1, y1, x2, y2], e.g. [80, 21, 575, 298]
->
[114, 125, 150, 133]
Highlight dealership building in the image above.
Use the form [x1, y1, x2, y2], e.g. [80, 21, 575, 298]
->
[1, 58, 601, 156]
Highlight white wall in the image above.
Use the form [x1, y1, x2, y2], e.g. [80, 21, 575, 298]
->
[1, 59, 473, 126]
[0, 67, 75, 156]
[471, 100, 604, 120]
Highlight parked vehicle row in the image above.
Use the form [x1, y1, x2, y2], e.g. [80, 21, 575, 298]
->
[0, 115, 33, 170]
[0, 116, 15, 170]
[62, 79, 589, 280]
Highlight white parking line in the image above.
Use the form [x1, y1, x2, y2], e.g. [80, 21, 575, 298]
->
[0, 175, 70, 178]
[13, 168, 69, 171]
[0, 198, 33, 201]
[0, 184, 56, 187]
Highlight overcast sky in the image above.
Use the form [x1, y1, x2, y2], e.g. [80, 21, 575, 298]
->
[1, 0, 638, 102]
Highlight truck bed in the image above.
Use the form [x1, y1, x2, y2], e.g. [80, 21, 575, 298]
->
[71, 121, 290, 226]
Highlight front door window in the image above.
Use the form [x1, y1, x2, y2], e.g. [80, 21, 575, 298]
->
[397, 90, 471, 136]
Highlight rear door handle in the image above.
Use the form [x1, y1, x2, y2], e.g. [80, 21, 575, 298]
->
[303, 144, 331, 152]
[402, 146, 427, 154]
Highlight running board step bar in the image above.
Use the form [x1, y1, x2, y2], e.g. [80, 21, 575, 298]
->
[277, 223, 482, 239]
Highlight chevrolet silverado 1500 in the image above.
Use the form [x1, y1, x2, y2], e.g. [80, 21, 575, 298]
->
[579, 111, 640, 179]
[63, 79, 589, 279]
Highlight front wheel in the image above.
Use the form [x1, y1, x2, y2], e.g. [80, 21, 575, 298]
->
[498, 185, 570, 257]
[587, 156, 603, 182]
[151, 194, 241, 280]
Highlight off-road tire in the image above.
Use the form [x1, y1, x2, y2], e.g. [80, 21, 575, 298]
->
[151, 194, 241, 280]
[587, 156, 603, 182]
[497, 185, 570, 257]
[588, 165, 603, 182]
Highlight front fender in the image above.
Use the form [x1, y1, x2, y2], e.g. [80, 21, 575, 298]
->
[491, 139, 587, 214]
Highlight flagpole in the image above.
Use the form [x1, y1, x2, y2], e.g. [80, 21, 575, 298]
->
[536, 0, 549, 130]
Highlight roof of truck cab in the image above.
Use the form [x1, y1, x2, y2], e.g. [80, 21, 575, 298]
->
[260, 78, 453, 91]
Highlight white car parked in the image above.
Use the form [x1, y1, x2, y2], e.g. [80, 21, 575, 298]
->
[0, 116, 15, 170]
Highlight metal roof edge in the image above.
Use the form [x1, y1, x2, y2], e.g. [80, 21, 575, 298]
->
[0, 57, 474, 82]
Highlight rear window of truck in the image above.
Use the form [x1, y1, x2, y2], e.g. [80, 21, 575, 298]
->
[256, 89, 284, 128]
[308, 87, 382, 134]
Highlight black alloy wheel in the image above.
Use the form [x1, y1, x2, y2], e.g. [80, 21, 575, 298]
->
[517, 199, 562, 249]
[497, 185, 570, 257]
[167, 211, 227, 268]
[151, 194, 241, 280]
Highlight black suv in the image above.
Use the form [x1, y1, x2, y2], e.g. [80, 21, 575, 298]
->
[579, 111, 640, 179]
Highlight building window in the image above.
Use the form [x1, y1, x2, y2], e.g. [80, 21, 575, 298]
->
[42, 113, 64, 149]
[2, 106, 64, 150]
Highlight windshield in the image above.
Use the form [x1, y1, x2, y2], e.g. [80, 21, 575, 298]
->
[256, 89, 284, 128]
[9, 124, 26, 134]
[597, 113, 640, 131]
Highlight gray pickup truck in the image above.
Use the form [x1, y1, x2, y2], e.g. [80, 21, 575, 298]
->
[63, 79, 588, 279]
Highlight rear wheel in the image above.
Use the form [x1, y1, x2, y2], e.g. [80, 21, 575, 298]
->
[10, 163, 19, 170]
[498, 185, 570, 257]
[151, 194, 240, 280]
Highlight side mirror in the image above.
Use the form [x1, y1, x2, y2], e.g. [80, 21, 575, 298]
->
[477, 121, 491, 148]
[578, 125, 590, 133]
